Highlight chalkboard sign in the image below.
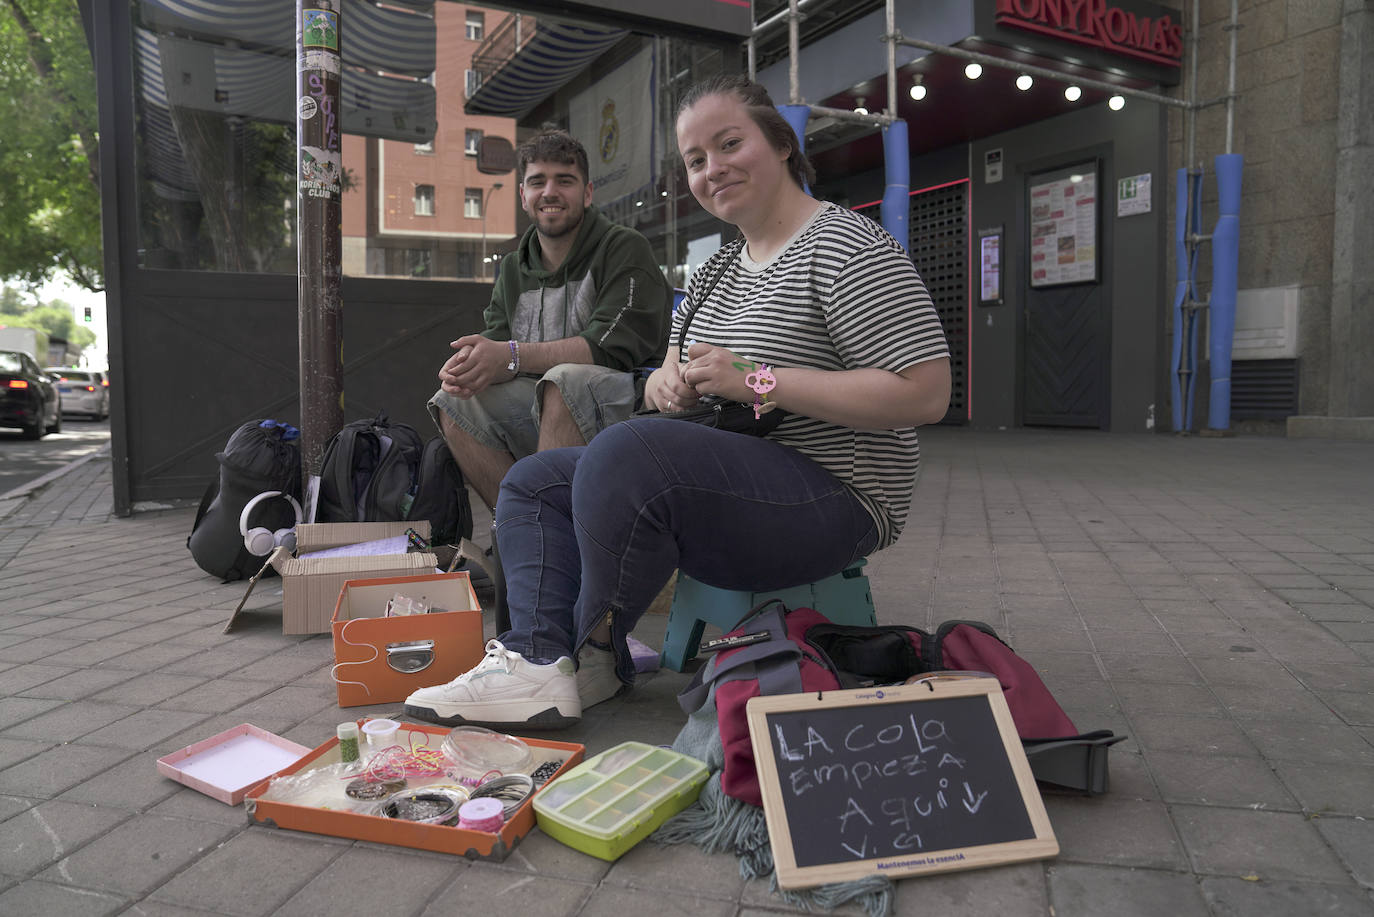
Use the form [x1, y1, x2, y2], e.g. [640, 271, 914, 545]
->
[746, 676, 1057, 889]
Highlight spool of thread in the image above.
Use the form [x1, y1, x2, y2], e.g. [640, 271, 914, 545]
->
[361, 718, 400, 754]
[336, 722, 360, 763]
[456, 796, 505, 833]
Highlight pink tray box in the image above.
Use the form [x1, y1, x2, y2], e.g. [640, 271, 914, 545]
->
[156, 723, 312, 805]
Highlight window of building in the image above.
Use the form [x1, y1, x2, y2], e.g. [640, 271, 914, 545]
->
[464, 129, 482, 156]
[465, 11, 484, 41]
[414, 140, 434, 155]
[415, 184, 435, 216]
[464, 188, 483, 219]
[465, 69, 482, 99]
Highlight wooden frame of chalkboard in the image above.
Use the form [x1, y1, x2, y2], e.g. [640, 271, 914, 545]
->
[746, 677, 1058, 889]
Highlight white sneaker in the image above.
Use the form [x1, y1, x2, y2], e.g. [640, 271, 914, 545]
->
[576, 642, 626, 710]
[404, 640, 581, 729]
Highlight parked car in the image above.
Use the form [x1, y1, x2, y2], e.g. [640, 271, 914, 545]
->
[46, 367, 109, 420]
[0, 350, 61, 439]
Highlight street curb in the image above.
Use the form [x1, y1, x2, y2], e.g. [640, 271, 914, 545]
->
[0, 441, 112, 503]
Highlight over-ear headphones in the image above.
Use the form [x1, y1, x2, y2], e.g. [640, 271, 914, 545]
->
[240, 491, 303, 556]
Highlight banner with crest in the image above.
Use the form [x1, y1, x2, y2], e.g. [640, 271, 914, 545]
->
[569, 45, 655, 210]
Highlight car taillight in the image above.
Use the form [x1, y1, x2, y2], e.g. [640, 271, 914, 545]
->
[101, 379, 109, 387]
[8, 380, 29, 389]
[84, 385, 96, 392]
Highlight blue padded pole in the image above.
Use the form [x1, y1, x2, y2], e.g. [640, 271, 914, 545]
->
[778, 104, 812, 195]
[1184, 169, 1202, 431]
[1170, 168, 1190, 432]
[1208, 154, 1243, 430]
[881, 119, 910, 251]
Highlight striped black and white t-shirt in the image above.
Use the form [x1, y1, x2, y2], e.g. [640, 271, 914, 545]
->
[673, 202, 949, 547]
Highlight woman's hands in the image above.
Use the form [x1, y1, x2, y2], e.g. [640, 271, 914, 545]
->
[645, 342, 753, 412]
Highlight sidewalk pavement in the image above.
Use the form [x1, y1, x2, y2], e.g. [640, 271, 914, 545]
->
[0, 428, 1370, 917]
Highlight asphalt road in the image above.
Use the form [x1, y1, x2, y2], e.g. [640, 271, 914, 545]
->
[0, 415, 110, 496]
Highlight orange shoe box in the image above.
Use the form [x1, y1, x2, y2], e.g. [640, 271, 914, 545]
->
[244, 721, 584, 861]
[331, 572, 486, 708]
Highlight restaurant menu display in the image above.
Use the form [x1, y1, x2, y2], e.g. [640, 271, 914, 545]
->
[1029, 168, 1098, 287]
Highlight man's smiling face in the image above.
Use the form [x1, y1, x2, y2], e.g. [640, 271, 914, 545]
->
[519, 159, 593, 241]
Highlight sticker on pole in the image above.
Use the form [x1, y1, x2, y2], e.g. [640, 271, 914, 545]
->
[302, 10, 339, 51]
[299, 146, 341, 201]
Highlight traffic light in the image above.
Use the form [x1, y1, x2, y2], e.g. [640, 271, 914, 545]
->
[83, 306, 92, 322]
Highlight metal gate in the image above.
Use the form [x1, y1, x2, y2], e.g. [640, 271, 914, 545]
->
[857, 179, 968, 424]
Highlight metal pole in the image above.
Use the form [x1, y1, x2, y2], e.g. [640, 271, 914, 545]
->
[788, 0, 800, 105]
[296, 1, 345, 515]
[1224, 0, 1239, 154]
[884, 0, 896, 118]
[1187, 0, 1199, 169]
[481, 182, 503, 280]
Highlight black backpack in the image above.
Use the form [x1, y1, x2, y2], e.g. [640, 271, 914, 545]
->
[188, 419, 303, 582]
[316, 412, 471, 545]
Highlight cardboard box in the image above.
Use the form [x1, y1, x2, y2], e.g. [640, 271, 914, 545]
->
[332, 572, 485, 708]
[156, 724, 312, 805]
[272, 521, 438, 635]
[245, 722, 584, 861]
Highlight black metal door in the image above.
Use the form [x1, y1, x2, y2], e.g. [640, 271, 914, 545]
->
[1021, 162, 1108, 428]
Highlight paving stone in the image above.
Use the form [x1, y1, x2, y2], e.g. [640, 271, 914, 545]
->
[1210, 682, 1344, 722]
[96, 642, 204, 673]
[79, 709, 210, 751]
[36, 814, 238, 896]
[1171, 805, 1351, 882]
[88, 673, 210, 707]
[1314, 815, 1374, 889]
[145, 829, 346, 916]
[1238, 719, 1374, 766]
[42, 640, 145, 667]
[0, 799, 131, 876]
[1199, 876, 1374, 916]
[17, 662, 139, 698]
[421, 865, 591, 917]
[0, 793, 34, 822]
[1271, 761, 1374, 818]
[889, 860, 1047, 916]
[146, 787, 253, 826]
[1127, 713, 1260, 757]
[57, 748, 186, 811]
[273, 846, 459, 917]
[1040, 796, 1185, 869]
[482, 828, 614, 884]
[1113, 682, 1226, 718]
[0, 744, 134, 799]
[0, 879, 127, 916]
[1145, 751, 1299, 810]
[0, 663, 78, 696]
[580, 883, 737, 916]
[153, 678, 274, 715]
[604, 835, 745, 899]
[0, 695, 66, 731]
[1046, 862, 1210, 917]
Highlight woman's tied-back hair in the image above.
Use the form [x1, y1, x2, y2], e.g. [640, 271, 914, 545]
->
[517, 128, 590, 185]
[677, 73, 817, 190]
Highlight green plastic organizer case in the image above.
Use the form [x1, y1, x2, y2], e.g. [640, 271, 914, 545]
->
[533, 741, 708, 861]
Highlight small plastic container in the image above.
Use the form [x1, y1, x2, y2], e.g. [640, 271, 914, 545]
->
[441, 726, 533, 781]
[532, 741, 708, 861]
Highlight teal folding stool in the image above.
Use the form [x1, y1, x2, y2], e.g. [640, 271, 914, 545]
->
[659, 560, 877, 671]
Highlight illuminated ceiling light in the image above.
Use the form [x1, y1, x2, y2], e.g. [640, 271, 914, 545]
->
[1064, 85, 1082, 102]
[909, 75, 926, 101]
[1109, 94, 1126, 110]
[1016, 73, 1033, 91]
[853, 96, 869, 115]
[964, 62, 982, 80]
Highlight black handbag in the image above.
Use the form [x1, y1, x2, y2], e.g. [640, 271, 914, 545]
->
[636, 239, 788, 437]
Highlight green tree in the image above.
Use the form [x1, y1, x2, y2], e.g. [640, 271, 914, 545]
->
[0, 0, 102, 292]
[0, 283, 97, 353]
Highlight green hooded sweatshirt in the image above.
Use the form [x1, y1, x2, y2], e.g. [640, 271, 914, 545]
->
[482, 205, 670, 371]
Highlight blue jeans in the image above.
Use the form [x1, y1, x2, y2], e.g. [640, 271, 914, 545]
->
[494, 418, 880, 686]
